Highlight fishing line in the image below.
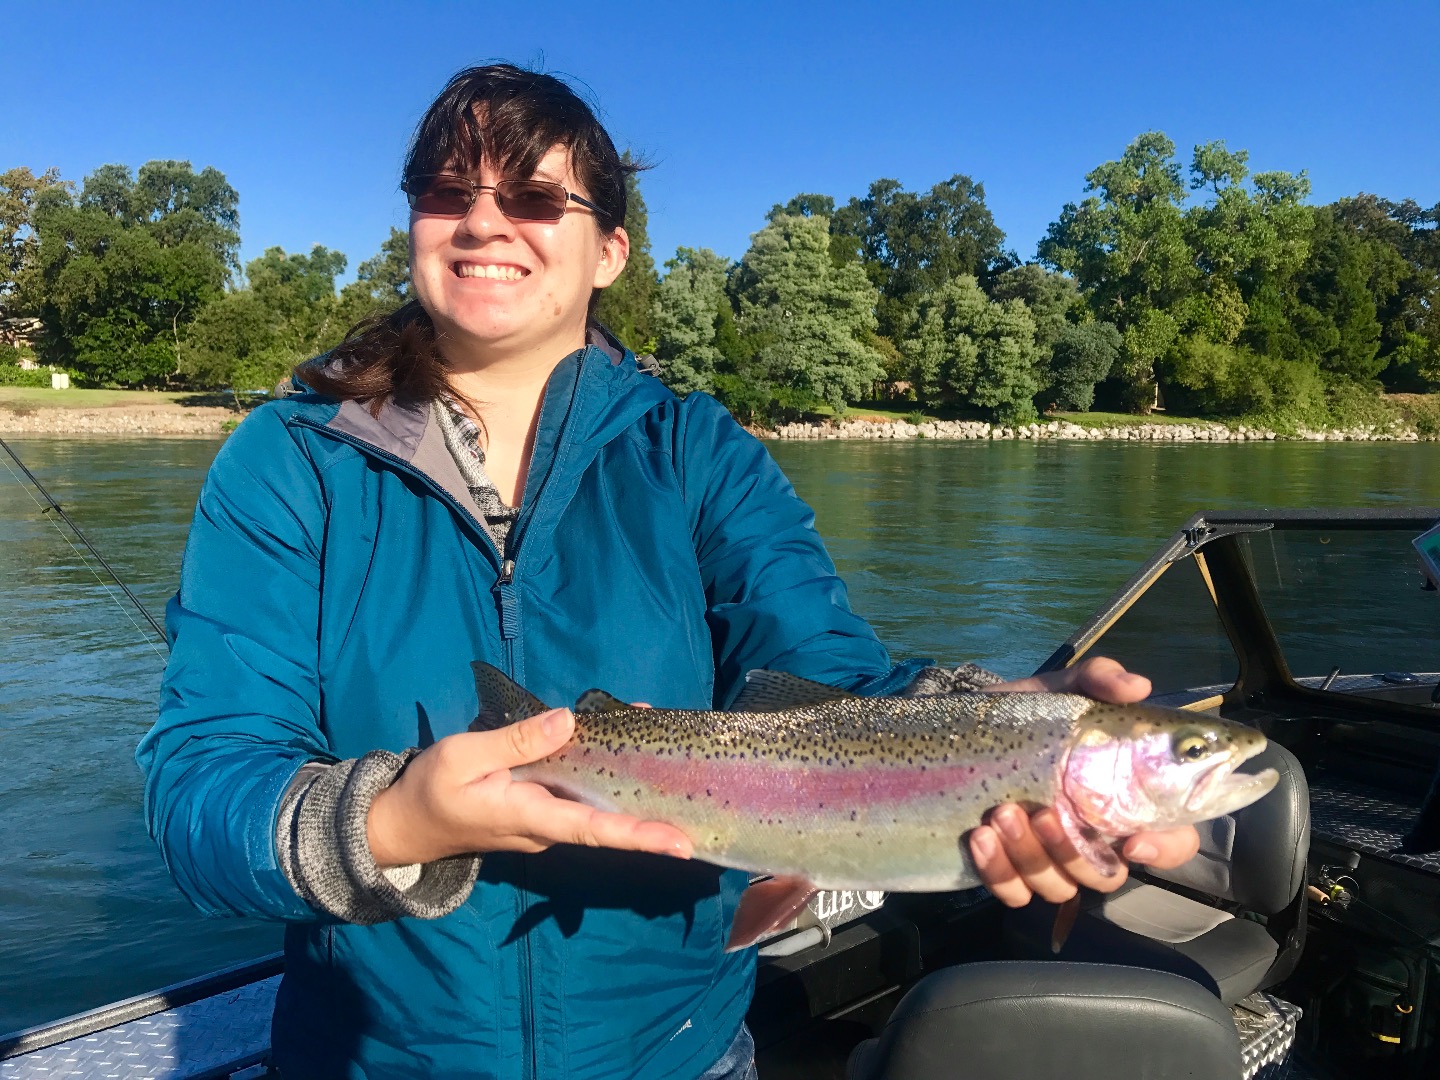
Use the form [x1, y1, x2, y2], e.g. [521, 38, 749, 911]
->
[0, 436, 169, 663]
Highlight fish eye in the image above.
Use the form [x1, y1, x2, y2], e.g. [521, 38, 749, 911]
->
[1172, 732, 1214, 762]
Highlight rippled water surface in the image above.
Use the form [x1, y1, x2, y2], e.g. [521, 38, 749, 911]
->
[1, 435, 1437, 1033]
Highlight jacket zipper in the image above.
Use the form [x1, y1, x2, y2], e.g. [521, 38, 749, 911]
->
[294, 381, 588, 1080]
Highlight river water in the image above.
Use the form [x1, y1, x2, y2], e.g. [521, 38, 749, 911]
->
[1, 435, 1436, 1034]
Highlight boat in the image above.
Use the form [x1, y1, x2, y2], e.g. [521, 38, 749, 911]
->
[3, 507, 1438, 1078]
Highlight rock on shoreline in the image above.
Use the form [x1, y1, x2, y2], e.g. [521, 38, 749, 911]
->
[0, 405, 1427, 443]
[0, 406, 237, 436]
[763, 418, 1425, 443]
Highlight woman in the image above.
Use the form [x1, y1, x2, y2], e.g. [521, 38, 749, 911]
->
[138, 65, 1198, 1079]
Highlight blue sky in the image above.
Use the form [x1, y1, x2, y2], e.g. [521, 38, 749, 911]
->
[5, 1, 1437, 283]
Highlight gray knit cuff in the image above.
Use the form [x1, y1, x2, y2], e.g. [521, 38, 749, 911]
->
[900, 663, 1008, 696]
[275, 750, 481, 925]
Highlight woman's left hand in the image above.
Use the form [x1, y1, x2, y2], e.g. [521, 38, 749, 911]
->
[967, 656, 1202, 908]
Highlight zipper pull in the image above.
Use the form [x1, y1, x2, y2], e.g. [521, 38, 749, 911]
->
[496, 559, 519, 638]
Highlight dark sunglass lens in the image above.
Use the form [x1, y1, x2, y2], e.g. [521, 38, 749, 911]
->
[497, 181, 568, 221]
[410, 176, 473, 215]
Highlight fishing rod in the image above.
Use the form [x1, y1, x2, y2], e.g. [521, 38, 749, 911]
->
[0, 434, 169, 649]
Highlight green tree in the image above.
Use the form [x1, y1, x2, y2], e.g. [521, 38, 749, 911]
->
[989, 263, 1080, 394]
[182, 290, 276, 388]
[1166, 337, 1328, 424]
[1296, 209, 1384, 382]
[834, 174, 1006, 337]
[1, 166, 69, 320]
[184, 243, 353, 389]
[338, 226, 411, 315]
[32, 162, 237, 384]
[1047, 322, 1121, 411]
[899, 275, 1039, 422]
[592, 156, 659, 352]
[989, 264, 1079, 355]
[1039, 133, 1195, 410]
[733, 212, 885, 413]
[1325, 195, 1440, 390]
[651, 247, 733, 394]
[1182, 146, 1312, 348]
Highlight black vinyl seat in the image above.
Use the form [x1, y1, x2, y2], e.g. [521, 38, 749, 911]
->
[1007, 741, 1310, 1006]
[847, 961, 1245, 1080]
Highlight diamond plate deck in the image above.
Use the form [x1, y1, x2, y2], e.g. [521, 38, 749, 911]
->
[1234, 992, 1301, 1080]
[0, 977, 277, 1079]
[1309, 775, 1440, 875]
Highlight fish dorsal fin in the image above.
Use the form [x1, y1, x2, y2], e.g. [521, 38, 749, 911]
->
[731, 670, 859, 712]
[470, 662, 550, 731]
[575, 689, 631, 714]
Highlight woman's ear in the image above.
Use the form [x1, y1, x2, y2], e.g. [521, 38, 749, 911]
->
[593, 226, 630, 289]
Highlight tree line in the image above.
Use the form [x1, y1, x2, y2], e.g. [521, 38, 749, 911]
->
[0, 161, 408, 392]
[3, 133, 1437, 428]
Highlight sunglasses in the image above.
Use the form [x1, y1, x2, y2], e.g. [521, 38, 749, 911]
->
[403, 173, 603, 222]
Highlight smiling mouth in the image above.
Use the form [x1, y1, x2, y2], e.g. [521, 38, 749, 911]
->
[454, 263, 529, 281]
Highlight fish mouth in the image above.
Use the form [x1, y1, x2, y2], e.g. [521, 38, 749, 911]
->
[1184, 751, 1279, 817]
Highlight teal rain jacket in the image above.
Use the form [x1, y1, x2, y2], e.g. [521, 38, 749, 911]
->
[138, 342, 926, 1079]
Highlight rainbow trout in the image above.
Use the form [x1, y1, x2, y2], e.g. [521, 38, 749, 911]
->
[470, 663, 1278, 950]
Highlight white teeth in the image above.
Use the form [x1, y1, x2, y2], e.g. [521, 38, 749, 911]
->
[456, 263, 527, 281]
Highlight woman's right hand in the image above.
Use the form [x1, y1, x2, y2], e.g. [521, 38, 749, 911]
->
[366, 708, 694, 867]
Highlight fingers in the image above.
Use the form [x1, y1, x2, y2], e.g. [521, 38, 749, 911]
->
[971, 805, 1082, 907]
[990, 656, 1150, 705]
[509, 784, 692, 858]
[485, 708, 574, 768]
[1122, 826, 1200, 869]
[1070, 657, 1151, 703]
[1031, 809, 1131, 893]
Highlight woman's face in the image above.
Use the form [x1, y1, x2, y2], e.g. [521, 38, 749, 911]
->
[409, 145, 629, 369]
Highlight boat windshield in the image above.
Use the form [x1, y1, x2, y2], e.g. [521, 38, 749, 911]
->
[1240, 528, 1440, 698]
[1073, 555, 1240, 703]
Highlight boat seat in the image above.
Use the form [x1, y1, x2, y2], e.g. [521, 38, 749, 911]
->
[846, 961, 1244, 1080]
[1007, 741, 1310, 1006]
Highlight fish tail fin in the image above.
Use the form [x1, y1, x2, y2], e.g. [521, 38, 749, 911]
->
[726, 875, 818, 952]
[469, 662, 550, 732]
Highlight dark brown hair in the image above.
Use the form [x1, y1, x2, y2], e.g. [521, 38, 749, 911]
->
[301, 64, 636, 412]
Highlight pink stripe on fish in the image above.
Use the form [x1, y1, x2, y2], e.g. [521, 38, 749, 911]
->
[541, 744, 1029, 816]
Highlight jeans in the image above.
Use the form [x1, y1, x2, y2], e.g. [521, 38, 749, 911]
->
[697, 1024, 758, 1080]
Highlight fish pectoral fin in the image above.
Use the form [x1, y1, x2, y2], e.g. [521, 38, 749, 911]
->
[1053, 794, 1124, 878]
[726, 875, 819, 952]
[469, 662, 551, 731]
[574, 689, 631, 713]
[731, 670, 860, 712]
[1051, 893, 1081, 954]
